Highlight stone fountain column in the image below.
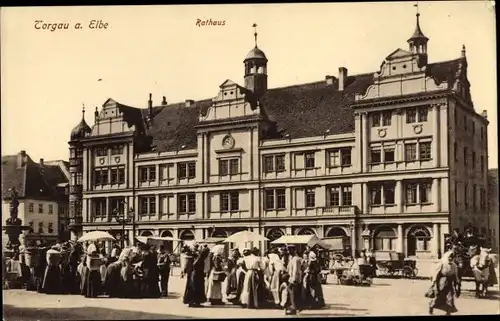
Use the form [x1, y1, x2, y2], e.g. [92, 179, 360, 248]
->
[2, 188, 30, 259]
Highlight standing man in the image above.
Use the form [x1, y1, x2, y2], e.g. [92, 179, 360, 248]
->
[157, 245, 171, 297]
[286, 245, 303, 315]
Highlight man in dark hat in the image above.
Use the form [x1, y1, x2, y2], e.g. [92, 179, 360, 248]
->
[158, 245, 171, 297]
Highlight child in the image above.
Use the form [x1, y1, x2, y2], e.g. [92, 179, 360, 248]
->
[279, 272, 293, 315]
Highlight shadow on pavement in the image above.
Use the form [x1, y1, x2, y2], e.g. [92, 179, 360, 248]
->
[3, 304, 194, 320]
[461, 289, 500, 300]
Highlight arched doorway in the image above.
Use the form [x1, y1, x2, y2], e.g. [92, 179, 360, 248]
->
[326, 227, 347, 237]
[160, 230, 174, 252]
[373, 226, 396, 251]
[297, 228, 316, 235]
[407, 226, 431, 256]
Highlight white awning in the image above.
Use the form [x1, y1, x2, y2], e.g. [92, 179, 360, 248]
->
[271, 234, 320, 247]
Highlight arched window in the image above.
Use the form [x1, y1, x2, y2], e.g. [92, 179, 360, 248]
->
[297, 228, 316, 236]
[140, 230, 153, 237]
[179, 229, 195, 240]
[374, 226, 396, 251]
[407, 226, 431, 255]
[211, 229, 227, 238]
[160, 230, 173, 238]
[326, 227, 347, 238]
[266, 228, 284, 242]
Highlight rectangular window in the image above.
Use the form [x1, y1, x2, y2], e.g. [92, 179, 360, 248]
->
[93, 199, 106, 217]
[420, 182, 432, 203]
[230, 192, 239, 211]
[473, 184, 477, 209]
[372, 112, 381, 127]
[465, 183, 469, 209]
[472, 152, 476, 169]
[275, 155, 285, 172]
[265, 190, 275, 210]
[406, 183, 418, 204]
[220, 193, 229, 212]
[111, 146, 124, 156]
[178, 193, 196, 213]
[329, 187, 340, 206]
[419, 142, 432, 160]
[342, 186, 353, 206]
[178, 162, 196, 179]
[405, 143, 417, 161]
[118, 168, 125, 184]
[139, 166, 156, 182]
[418, 107, 428, 122]
[406, 108, 416, 123]
[110, 168, 119, 184]
[370, 186, 381, 205]
[38, 204, 44, 214]
[139, 197, 155, 215]
[188, 162, 196, 177]
[263, 154, 286, 173]
[276, 189, 286, 209]
[304, 152, 315, 169]
[29, 203, 34, 213]
[95, 148, 107, 157]
[305, 188, 316, 208]
[328, 150, 340, 167]
[219, 159, 228, 176]
[341, 148, 352, 166]
[382, 111, 392, 126]
[48, 204, 53, 214]
[464, 147, 468, 166]
[263, 156, 274, 172]
[384, 148, 395, 163]
[220, 192, 239, 212]
[370, 149, 381, 163]
[454, 142, 458, 162]
[229, 159, 239, 174]
[384, 185, 395, 205]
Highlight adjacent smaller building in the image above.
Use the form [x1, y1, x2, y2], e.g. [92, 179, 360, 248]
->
[1, 151, 70, 246]
[488, 169, 499, 252]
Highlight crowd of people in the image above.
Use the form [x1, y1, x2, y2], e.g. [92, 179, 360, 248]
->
[6, 239, 326, 315]
[181, 243, 325, 314]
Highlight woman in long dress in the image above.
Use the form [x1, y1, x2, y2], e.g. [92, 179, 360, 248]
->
[184, 246, 210, 307]
[206, 253, 225, 305]
[41, 248, 62, 294]
[240, 248, 263, 309]
[302, 251, 325, 309]
[429, 250, 460, 315]
[225, 249, 240, 302]
[268, 251, 285, 308]
[85, 252, 102, 298]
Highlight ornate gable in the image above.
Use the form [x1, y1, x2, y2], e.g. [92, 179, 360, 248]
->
[199, 79, 260, 123]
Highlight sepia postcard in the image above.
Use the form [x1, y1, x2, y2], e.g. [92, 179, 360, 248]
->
[1, 2, 498, 319]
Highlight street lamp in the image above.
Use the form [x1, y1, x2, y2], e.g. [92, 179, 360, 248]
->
[114, 206, 132, 248]
[349, 220, 355, 258]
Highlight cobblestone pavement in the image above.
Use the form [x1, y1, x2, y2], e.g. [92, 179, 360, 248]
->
[3, 273, 499, 320]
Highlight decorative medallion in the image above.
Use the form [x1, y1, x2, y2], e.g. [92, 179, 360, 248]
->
[222, 135, 235, 149]
[114, 156, 121, 163]
[378, 128, 387, 138]
[413, 124, 423, 134]
[99, 158, 105, 165]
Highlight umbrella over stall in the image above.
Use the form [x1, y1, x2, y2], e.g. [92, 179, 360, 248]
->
[78, 231, 116, 243]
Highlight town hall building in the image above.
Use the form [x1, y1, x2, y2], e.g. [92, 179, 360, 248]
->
[68, 13, 490, 259]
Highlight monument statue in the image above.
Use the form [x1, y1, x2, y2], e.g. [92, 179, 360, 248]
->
[3, 187, 28, 254]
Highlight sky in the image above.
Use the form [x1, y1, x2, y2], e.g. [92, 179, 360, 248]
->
[1, 2, 497, 167]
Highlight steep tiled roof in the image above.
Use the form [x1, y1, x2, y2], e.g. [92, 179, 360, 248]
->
[260, 73, 373, 139]
[1, 154, 69, 201]
[93, 59, 461, 153]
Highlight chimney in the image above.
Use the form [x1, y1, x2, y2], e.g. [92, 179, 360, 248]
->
[39, 158, 44, 166]
[481, 110, 488, 119]
[148, 93, 153, 116]
[325, 75, 335, 86]
[162, 96, 167, 106]
[185, 99, 194, 107]
[338, 67, 348, 91]
[17, 150, 27, 168]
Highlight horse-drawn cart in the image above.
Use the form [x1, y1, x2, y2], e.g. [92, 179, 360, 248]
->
[375, 251, 418, 278]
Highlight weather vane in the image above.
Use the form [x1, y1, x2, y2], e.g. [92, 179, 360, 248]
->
[252, 23, 258, 47]
[414, 2, 419, 15]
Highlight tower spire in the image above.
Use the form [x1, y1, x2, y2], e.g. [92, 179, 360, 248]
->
[82, 104, 85, 119]
[252, 23, 258, 47]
